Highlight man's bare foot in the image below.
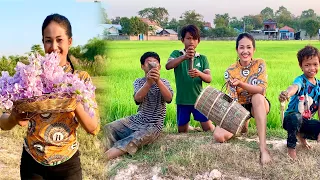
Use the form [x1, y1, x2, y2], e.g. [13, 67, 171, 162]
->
[288, 148, 297, 160]
[297, 136, 311, 149]
[260, 149, 272, 165]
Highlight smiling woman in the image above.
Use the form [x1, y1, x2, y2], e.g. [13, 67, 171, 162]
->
[0, 13, 101, 180]
[42, 15, 74, 68]
[213, 32, 272, 165]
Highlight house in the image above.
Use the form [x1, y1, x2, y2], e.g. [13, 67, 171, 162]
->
[158, 29, 178, 39]
[98, 24, 122, 36]
[204, 22, 212, 30]
[234, 28, 243, 34]
[250, 30, 263, 34]
[279, 26, 295, 40]
[296, 29, 320, 40]
[263, 19, 278, 39]
[140, 18, 163, 35]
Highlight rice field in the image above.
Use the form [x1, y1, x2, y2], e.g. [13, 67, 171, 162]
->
[103, 40, 320, 131]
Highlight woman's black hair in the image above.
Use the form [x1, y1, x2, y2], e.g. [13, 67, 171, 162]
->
[236, 33, 256, 49]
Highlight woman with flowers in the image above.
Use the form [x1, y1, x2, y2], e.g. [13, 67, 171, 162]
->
[0, 14, 99, 179]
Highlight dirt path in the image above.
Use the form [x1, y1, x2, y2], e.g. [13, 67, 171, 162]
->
[0, 132, 23, 180]
[106, 134, 320, 180]
[2, 131, 320, 180]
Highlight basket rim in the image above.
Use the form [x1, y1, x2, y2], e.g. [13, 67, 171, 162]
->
[14, 93, 76, 104]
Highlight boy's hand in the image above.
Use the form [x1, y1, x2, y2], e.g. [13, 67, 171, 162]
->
[146, 71, 155, 85]
[188, 68, 201, 78]
[279, 90, 289, 102]
[184, 46, 195, 60]
[148, 68, 160, 83]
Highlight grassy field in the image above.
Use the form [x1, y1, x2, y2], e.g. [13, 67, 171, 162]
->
[104, 40, 320, 180]
[2, 40, 320, 179]
[104, 40, 320, 130]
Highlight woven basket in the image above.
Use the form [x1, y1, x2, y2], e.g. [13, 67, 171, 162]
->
[195, 86, 250, 136]
[13, 93, 77, 114]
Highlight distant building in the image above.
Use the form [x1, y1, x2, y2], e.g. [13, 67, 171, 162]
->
[263, 19, 278, 39]
[158, 29, 178, 38]
[204, 22, 212, 30]
[139, 18, 163, 35]
[250, 30, 263, 34]
[99, 24, 122, 36]
[234, 28, 243, 34]
[279, 26, 295, 40]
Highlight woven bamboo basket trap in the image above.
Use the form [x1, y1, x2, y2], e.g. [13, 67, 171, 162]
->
[13, 93, 77, 114]
[195, 86, 250, 136]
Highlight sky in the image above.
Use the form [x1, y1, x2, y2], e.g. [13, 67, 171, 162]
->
[104, 0, 320, 23]
[0, 0, 101, 56]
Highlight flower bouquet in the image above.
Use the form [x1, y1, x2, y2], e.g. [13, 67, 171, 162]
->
[0, 52, 97, 117]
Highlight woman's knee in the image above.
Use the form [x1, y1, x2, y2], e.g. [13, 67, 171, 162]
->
[251, 94, 264, 103]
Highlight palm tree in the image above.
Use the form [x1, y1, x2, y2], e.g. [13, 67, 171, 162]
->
[30, 44, 45, 56]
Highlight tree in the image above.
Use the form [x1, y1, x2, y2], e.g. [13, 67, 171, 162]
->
[100, 7, 111, 24]
[111, 16, 121, 24]
[137, 18, 148, 35]
[119, 16, 148, 36]
[260, 7, 274, 20]
[229, 17, 243, 30]
[165, 18, 179, 32]
[290, 16, 302, 30]
[301, 9, 317, 20]
[148, 25, 156, 35]
[242, 16, 258, 32]
[82, 37, 108, 63]
[129, 17, 148, 35]
[275, 6, 293, 27]
[214, 13, 230, 28]
[120, 17, 131, 35]
[251, 14, 263, 29]
[138, 7, 169, 27]
[305, 19, 320, 39]
[211, 27, 237, 37]
[179, 10, 205, 30]
[69, 45, 83, 59]
[31, 44, 45, 56]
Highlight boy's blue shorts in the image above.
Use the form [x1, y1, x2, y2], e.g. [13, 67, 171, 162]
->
[177, 104, 208, 126]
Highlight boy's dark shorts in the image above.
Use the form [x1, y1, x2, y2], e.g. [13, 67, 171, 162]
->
[241, 97, 271, 118]
[103, 118, 160, 155]
[177, 104, 208, 126]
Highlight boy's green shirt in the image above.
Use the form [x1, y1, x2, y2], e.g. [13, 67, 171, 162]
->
[168, 49, 210, 105]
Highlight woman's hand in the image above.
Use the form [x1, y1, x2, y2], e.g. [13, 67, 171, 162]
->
[229, 78, 242, 87]
[10, 109, 35, 127]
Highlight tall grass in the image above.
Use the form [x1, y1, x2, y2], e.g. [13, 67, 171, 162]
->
[70, 55, 108, 76]
[104, 40, 320, 130]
